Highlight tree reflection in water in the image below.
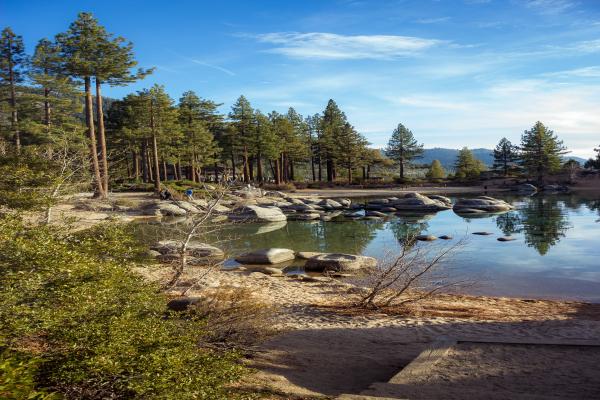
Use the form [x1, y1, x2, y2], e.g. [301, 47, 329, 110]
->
[519, 196, 571, 256]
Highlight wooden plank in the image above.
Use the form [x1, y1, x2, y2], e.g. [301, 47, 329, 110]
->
[456, 337, 600, 347]
[387, 337, 457, 385]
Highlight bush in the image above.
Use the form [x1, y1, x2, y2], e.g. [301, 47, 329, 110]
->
[261, 182, 296, 191]
[0, 217, 245, 399]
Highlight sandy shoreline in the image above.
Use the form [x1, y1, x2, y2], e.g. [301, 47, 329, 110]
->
[143, 265, 600, 398]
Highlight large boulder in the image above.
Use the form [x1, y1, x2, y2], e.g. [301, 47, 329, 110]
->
[318, 199, 343, 210]
[389, 192, 451, 212]
[152, 240, 225, 265]
[427, 195, 452, 206]
[304, 253, 377, 272]
[235, 248, 295, 264]
[156, 203, 188, 217]
[228, 205, 287, 222]
[453, 196, 513, 213]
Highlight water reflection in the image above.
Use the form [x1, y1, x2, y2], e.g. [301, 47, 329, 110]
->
[518, 197, 571, 256]
[495, 212, 523, 236]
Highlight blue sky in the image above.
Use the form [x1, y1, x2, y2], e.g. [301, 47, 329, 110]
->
[2, 0, 600, 157]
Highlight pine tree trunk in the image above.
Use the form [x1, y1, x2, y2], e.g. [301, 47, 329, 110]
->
[132, 150, 139, 180]
[126, 156, 131, 178]
[257, 152, 263, 182]
[367, 165, 371, 179]
[289, 161, 295, 181]
[95, 79, 109, 194]
[311, 156, 316, 182]
[275, 158, 281, 184]
[141, 142, 148, 183]
[318, 159, 322, 181]
[326, 158, 333, 182]
[268, 159, 276, 181]
[84, 77, 104, 198]
[191, 157, 197, 182]
[362, 166, 366, 179]
[243, 146, 250, 182]
[348, 167, 352, 184]
[249, 156, 254, 181]
[230, 152, 236, 180]
[7, 40, 20, 154]
[163, 160, 168, 181]
[400, 159, 405, 180]
[172, 163, 178, 181]
[214, 162, 218, 182]
[177, 160, 182, 181]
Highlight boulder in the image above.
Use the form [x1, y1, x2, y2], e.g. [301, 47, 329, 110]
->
[497, 236, 516, 242]
[338, 198, 352, 207]
[296, 251, 323, 260]
[157, 203, 188, 217]
[289, 213, 321, 221]
[304, 253, 377, 272]
[416, 234, 437, 241]
[151, 240, 225, 263]
[318, 199, 343, 209]
[366, 210, 387, 217]
[390, 192, 451, 212]
[235, 248, 295, 264]
[228, 205, 287, 222]
[427, 195, 452, 206]
[453, 196, 513, 213]
[344, 211, 363, 218]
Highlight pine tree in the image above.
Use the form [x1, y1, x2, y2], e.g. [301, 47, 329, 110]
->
[519, 121, 568, 184]
[584, 145, 600, 169]
[385, 123, 424, 180]
[454, 147, 485, 179]
[0, 27, 27, 153]
[493, 137, 518, 176]
[228, 96, 254, 182]
[55, 13, 107, 197]
[178, 91, 219, 182]
[252, 111, 278, 182]
[320, 99, 347, 182]
[336, 122, 368, 183]
[427, 159, 446, 180]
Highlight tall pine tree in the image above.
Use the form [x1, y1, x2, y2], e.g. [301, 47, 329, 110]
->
[385, 123, 423, 180]
[520, 121, 568, 184]
[492, 137, 518, 176]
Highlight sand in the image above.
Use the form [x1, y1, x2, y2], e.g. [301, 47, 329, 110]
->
[142, 265, 600, 398]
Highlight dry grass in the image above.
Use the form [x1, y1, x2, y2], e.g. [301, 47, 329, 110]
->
[314, 292, 600, 322]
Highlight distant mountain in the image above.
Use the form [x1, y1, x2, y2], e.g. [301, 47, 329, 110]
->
[380, 147, 588, 171]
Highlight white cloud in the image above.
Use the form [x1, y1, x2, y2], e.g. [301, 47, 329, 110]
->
[544, 66, 600, 78]
[189, 59, 236, 76]
[252, 32, 445, 60]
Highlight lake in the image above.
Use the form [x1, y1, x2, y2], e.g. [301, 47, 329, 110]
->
[141, 193, 600, 302]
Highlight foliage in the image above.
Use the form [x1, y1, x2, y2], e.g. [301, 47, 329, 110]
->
[492, 137, 519, 176]
[454, 147, 485, 180]
[519, 121, 568, 184]
[426, 159, 446, 180]
[385, 123, 424, 179]
[583, 145, 600, 169]
[0, 218, 245, 399]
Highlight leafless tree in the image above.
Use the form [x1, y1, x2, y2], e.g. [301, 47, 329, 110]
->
[353, 236, 469, 309]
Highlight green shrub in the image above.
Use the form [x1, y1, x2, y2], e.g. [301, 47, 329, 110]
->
[0, 217, 245, 399]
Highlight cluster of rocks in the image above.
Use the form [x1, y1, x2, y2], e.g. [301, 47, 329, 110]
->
[234, 248, 377, 273]
[141, 199, 231, 218]
[150, 239, 225, 265]
[365, 193, 452, 213]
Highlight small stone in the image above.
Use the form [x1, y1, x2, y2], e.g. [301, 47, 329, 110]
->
[497, 236, 516, 242]
[472, 232, 494, 235]
[416, 234, 437, 241]
[438, 235, 453, 240]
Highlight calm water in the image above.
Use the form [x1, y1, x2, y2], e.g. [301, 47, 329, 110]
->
[141, 193, 600, 302]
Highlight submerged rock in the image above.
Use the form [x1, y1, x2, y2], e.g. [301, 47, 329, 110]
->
[235, 248, 295, 264]
[472, 231, 494, 236]
[439, 235, 453, 240]
[304, 253, 377, 272]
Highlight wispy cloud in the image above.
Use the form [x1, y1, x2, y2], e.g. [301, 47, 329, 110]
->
[416, 17, 451, 24]
[524, 0, 577, 15]
[189, 59, 236, 76]
[251, 32, 445, 60]
[544, 66, 600, 78]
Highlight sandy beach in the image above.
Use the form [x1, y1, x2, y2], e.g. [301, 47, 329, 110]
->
[142, 264, 600, 398]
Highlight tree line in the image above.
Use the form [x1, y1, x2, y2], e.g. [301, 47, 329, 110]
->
[1, 12, 597, 199]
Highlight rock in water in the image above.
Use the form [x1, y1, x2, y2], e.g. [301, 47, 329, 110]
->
[439, 235, 453, 240]
[304, 253, 377, 272]
[228, 205, 287, 222]
[472, 231, 494, 236]
[235, 248, 295, 264]
[318, 198, 343, 209]
[157, 203, 188, 217]
[416, 234, 437, 241]
[497, 236, 516, 242]
[453, 196, 513, 213]
[389, 192, 452, 212]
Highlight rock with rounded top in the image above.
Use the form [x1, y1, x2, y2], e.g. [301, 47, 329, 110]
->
[156, 203, 188, 217]
[389, 193, 451, 212]
[338, 198, 351, 207]
[497, 236, 516, 242]
[439, 235, 453, 240]
[235, 248, 295, 264]
[416, 234, 437, 241]
[304, 253, 377, 272]
[427, 194, 452, 206]
[453, 196, 513, 213]
[366, 210, 387, 217]
[228, 205, 287, 222]
[380, 207, 397, 212]
[318, 198, 343, 209]
[296, 251, 323, 260]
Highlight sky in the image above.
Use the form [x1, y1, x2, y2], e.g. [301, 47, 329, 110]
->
[2, 0, 600, 158]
